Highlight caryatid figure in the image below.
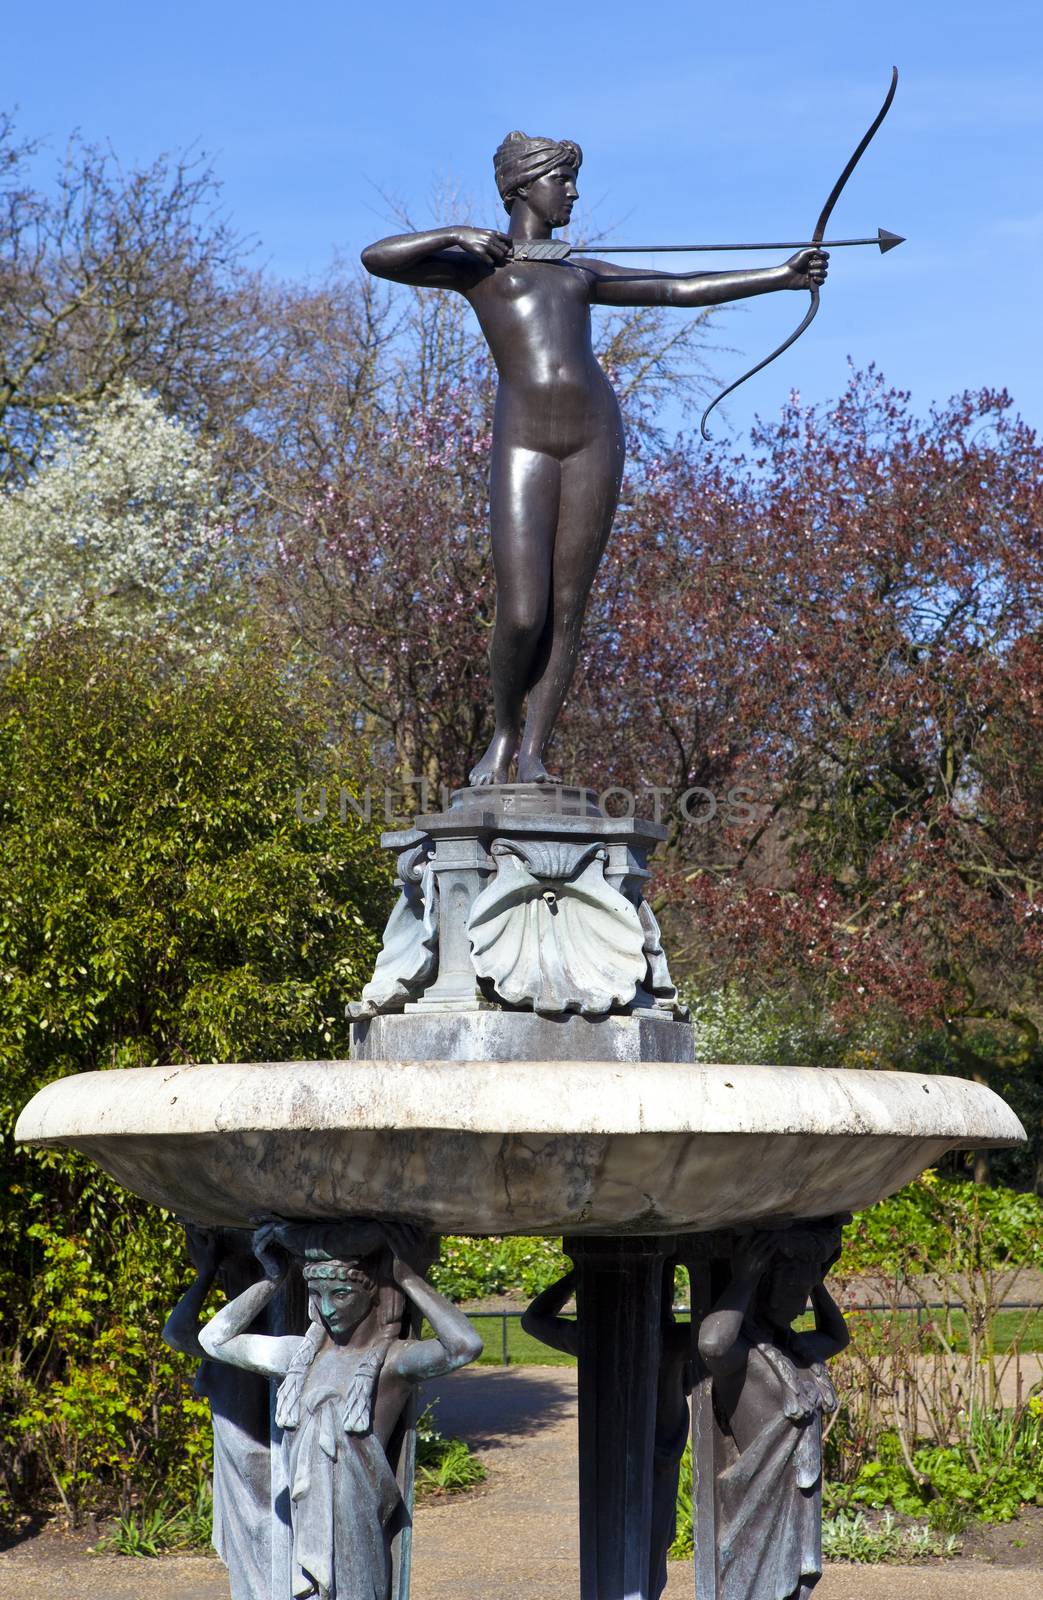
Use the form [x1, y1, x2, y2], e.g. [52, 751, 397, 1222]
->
[362, 132, 827, 787]
[198, 1221, 482, 1600]
[697, 1223, 850, 1600]
[163, 1224, 277, 1600]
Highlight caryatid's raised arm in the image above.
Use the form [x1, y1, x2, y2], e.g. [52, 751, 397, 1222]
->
[383, 1249, 484, 1381]
[163, 1223, 222, 1361]
[196, 1226, 300, 1379]
[520, 1267, 580, 1358]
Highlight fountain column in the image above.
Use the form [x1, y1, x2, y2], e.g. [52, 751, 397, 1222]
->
[568, 1235, 674, 1600]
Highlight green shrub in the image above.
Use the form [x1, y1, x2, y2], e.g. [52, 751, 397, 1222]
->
[93, 1481, 214, 1557]
[0, 630, 391, 1527]
[668, 1443, 693, 1559]
[414, 1403, 486, 1496]
[841, 1173, 1043, 1275]
[0, 629, 391, 1132]
[831, 1404, 1043, 1527]
[0, 1184, 214, 1528]
[430, 1236, 569, 1302]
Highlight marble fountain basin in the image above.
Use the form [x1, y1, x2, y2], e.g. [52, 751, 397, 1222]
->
[15, 1058, 1025, 1235]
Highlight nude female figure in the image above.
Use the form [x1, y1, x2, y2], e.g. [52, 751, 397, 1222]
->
[362, 132, 828, 786]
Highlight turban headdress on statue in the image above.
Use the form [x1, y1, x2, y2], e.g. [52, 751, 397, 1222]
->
[493, 131, 583, 213]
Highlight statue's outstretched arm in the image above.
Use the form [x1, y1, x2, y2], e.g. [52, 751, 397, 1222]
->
[579, 249, 827, 310]
[197, 1273, 300, 1379]
[197, 1225, 301, 1378]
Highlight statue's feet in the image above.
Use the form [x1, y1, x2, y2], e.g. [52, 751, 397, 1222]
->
[468, 728, 516, 787]
[516, 749, 560, 785]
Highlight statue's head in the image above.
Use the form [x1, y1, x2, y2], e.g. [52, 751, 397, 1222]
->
[760, 1256, 820, 1330]
[261, 1219, 410, 1346]
[754, 1219, 844, 1331]
[271, 1225, 411, 1432]
[494, 131, 582, 225]
[302, 1255, 380, 1342]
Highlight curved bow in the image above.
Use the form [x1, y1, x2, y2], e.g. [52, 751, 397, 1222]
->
[699, 67, 899, 442]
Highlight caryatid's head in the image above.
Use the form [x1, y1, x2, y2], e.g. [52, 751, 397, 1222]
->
[754, 1220, 844, 1332]
[494, 131, 582, 228]
[302, 1256, 380, 1342]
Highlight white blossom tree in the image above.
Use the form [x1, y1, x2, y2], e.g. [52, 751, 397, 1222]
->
[0, 383, 241, 662]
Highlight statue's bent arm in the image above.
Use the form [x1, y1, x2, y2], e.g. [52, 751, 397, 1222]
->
[697, 1238, 773, 1374]
[162, 1255, 217, 1360]
[361, 227, 505, 291]
[697, 1310, 750, 1378]
[163, 1223, 226, 1360]
[797, 1280, 851, 1364]
[520, 1268, 580, 1358]
[198, 1274, 300, 1379]
[384, 1257, 484, 1381]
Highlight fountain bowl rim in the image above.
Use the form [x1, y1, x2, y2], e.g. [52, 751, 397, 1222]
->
[15, 1057, 1026, 1148]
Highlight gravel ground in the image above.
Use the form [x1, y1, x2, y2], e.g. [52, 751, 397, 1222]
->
[2, 1365, 1040, 1600]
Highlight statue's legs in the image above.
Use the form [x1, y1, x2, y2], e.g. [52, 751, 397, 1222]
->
[517, 429, 623, 783]
[470, 444, 560, 786]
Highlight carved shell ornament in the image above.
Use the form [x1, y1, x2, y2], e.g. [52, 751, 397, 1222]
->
[467, 839, 646, 1016]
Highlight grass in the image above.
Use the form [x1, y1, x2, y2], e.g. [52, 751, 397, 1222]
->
[470, 1316, 577, 1367]
[467, 1309, 1043, 1365]
[810, 1307, 1043, 1354]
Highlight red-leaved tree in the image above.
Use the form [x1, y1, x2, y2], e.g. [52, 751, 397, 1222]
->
[570, 371, 1042, 1176]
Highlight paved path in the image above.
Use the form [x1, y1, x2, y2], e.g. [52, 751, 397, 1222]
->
[1, 1366, 1039, 1600]
[2, 1548, 1038, 1600]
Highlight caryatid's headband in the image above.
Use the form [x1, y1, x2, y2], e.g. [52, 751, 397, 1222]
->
[301, 1259, 377, 1292]
[770, 1221, 846, 1265]
[494, 131, 582, 213]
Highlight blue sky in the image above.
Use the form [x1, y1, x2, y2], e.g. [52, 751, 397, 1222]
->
[3, 1, 1041, 444]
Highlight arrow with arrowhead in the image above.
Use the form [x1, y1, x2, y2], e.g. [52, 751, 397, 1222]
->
[510, 227, 904, 260]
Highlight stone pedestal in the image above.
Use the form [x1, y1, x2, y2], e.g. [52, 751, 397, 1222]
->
[350, 785, 696, 1599]
[350, 784, 695, 1598]
[349, 784, 688, 1039]
[352, 1009, 694, 1062]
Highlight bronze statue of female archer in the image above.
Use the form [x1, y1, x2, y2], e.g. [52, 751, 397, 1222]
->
[362, 132, 828, 787]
